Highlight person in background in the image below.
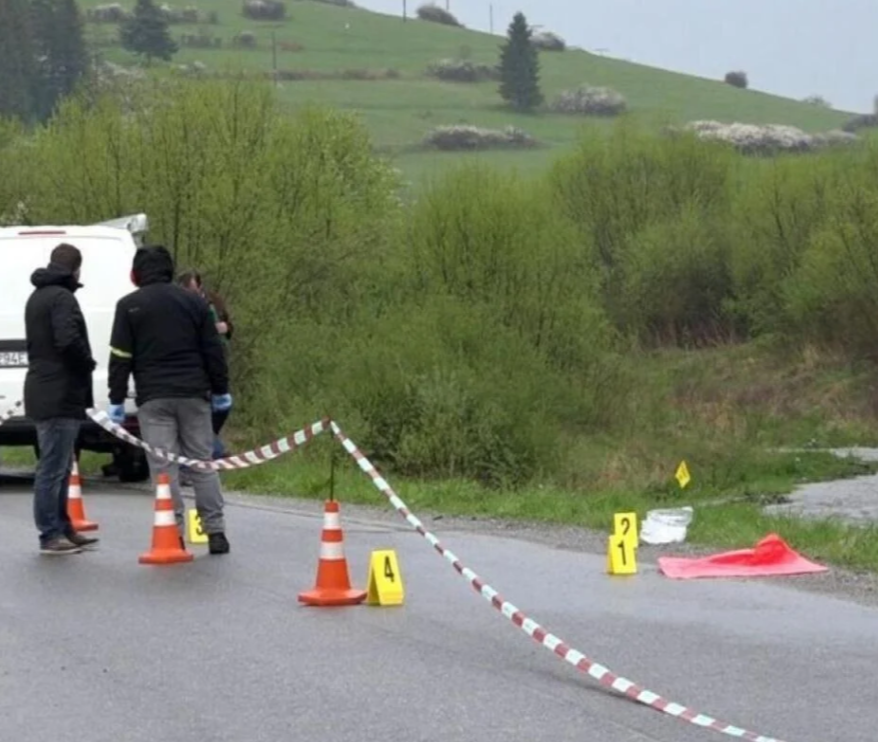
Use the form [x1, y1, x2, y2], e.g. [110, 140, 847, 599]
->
[176, 269, 232, 460]
[24, 243, 99, 555]
[107, 246, 232, 555]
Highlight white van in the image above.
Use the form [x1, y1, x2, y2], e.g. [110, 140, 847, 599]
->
[0, 215, 150, 481]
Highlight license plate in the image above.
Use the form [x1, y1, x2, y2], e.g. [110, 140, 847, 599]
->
[0, 351, 28, 368]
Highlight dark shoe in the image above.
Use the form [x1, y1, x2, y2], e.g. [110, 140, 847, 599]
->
[40, 537, 82, 556]
[66, 532, 99, 549]
[208, 532, 230, 555]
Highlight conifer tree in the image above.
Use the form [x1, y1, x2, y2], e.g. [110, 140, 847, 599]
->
[497, 12, 543, 112]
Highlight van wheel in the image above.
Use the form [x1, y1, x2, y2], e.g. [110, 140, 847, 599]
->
[117, 449, 149, 483]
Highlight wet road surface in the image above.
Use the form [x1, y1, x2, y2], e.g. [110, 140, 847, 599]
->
[1, 473, 876, 742]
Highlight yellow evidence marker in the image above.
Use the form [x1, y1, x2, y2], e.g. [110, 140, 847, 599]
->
[187, 508, 208, 545]
[613, 512, 638, 552]
[607, 511, 638, 575]
[675, 460, 691, 489]
[366, 549, 404, 606]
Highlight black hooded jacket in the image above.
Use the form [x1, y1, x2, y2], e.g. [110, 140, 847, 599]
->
[108, 246, 229, 407]
[23, 265, 96, 421]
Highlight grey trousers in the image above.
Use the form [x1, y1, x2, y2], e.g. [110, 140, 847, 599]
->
[137, 397, 226, 535]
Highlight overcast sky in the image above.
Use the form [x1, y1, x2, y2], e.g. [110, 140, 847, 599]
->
[359, 0, 877, 113]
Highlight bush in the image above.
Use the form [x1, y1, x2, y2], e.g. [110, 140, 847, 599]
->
[174, 60, 208, 77]
[157, 4, 210, 23]
[422, 125, 537, 151]
[531, 31, 565, 51]
[416, 3, 461, 26]
[180, 32, 222, 48]
[269, 68, 399, 81]
[724, 70, 748, 88]
[330, 297, 566, 486]
[232, 30, 258, 48]
[842, 95, 878, 131]
[549, 84, 627, 116]
[779, 149, 878, 357]
[549, 124, 737, 337]
[242, 0, 286, 20]
[86, 3, 131, 22]
[618, 207, 735, 346]
[683, 120, 857, 155]
[803, 94, 831, 108]
[425, 58, 498, 83]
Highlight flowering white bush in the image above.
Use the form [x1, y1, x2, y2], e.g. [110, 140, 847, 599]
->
[683, 120, 857, 155]
[550, 85, 627, 116]
[425, 59, 498, 83]
[422, 125, 537, 151]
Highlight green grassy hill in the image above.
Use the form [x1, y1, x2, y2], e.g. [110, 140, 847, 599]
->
[84, 0, 854, 180]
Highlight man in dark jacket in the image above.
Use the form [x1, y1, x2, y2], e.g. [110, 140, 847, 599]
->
[24, 243, 99, 555]
[107, 245, 232, 555]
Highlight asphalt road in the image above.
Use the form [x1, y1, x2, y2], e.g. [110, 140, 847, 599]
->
[1, 473, 876, 742]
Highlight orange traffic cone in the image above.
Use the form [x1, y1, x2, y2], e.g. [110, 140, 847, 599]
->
[298, 500, 366, 606]
[67, 459, 98, 532]
[139, 473, 193, 565]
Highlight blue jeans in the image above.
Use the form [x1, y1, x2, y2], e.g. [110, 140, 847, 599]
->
[33, 418, 80, 544]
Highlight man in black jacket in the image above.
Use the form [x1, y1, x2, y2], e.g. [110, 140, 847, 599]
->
[24, 243, 99, 555]
[107, 245, 232, 555]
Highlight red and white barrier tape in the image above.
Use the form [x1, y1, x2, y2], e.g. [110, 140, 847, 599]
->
[328, 421, 787, 742]
[0, 400, 23, 426]
[87, 404, 785, 741]
[86, 408, 328, 470]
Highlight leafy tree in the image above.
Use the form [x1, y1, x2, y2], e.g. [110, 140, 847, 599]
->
[30, 0, 90, 121]
[0, 0, 37, 121]
[497, 12, 543, 112]
[120, 0, 179, 65]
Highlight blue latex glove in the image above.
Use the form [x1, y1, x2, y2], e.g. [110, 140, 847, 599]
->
[108, 404, 126, 424]
[211, 393, 232, 412]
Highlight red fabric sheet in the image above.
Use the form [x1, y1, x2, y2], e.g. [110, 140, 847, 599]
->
[658, 533, 828, 580]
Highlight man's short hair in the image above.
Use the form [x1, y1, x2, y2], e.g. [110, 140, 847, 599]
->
[50, 243, 82, 273]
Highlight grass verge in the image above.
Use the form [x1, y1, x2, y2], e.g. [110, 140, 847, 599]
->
[4, 434, 877, 572]
[221, 439, 878, 573]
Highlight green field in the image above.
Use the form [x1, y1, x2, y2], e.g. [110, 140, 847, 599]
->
[82, 0, 854, 180]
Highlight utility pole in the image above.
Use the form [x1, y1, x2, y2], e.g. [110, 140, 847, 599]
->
[402, 0, 407, 21]
[489, 3, 493, 33]
[271, 28, 278, 84]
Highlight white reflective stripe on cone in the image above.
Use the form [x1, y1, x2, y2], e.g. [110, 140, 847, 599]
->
[154, 510, 177, 527]
[323, 513, 341, 530]
[68, 488, 82, 500]
[156, 486, 172, 501]
[319, 541, 345, 560]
